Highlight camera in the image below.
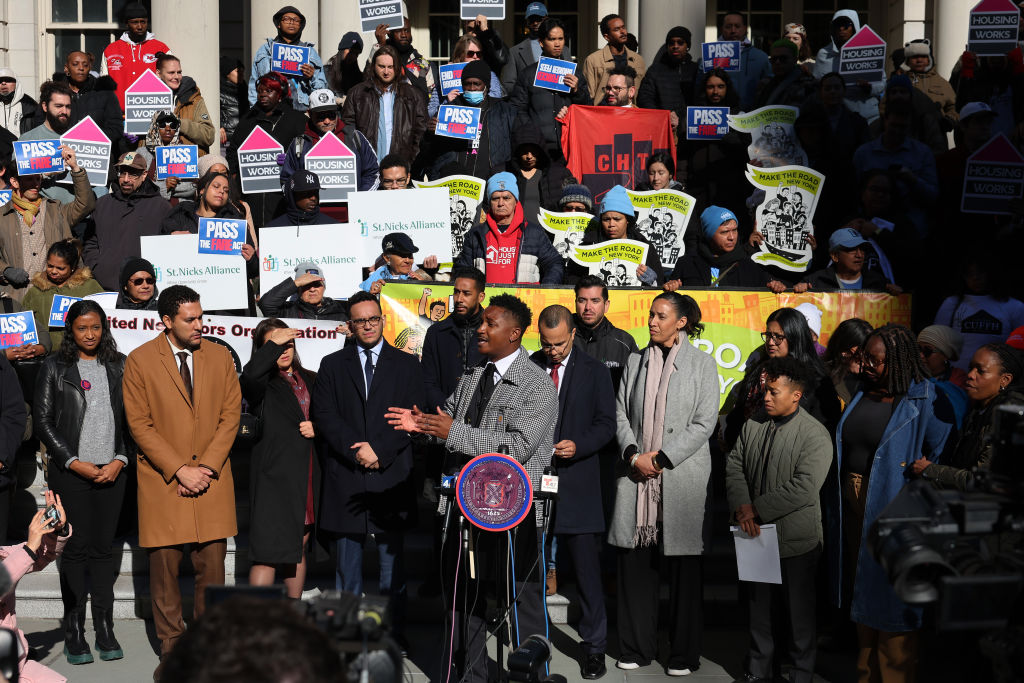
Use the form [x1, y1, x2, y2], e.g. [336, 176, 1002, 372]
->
[507, 635, 567, 683]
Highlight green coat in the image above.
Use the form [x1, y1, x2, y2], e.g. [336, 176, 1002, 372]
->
[725, 407, 833, 558]
[22, 267, 104, 351]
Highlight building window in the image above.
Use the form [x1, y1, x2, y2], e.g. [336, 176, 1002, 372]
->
[716, 2, 785, 53]
[428, 0, 462, 62]
[46, 0, 147, 72]
[714, 1, 870, 58]
[801, 1, 869, 58]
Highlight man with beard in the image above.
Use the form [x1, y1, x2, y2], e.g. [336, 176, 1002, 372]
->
[637, 27, 699, 133]
[572, 274, 638, 390]
[370, 15, 439, 117]
[20, 81, 82, 205]
[583, 13, 647, 105]
[248, 5, 327, 112]
[54, 51, 123, 171]
[501, 2, 549, 93]
[100, 2, 170, 111]
[600, 66, 637, 107]
[83, 150, 172, 290]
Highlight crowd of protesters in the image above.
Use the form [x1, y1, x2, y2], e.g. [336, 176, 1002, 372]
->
[0, 2, 1022, 682]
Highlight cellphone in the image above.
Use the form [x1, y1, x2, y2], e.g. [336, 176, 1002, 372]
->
[43, 504, 61, 528]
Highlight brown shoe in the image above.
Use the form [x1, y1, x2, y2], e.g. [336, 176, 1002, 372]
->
[546, 568, 557, 595]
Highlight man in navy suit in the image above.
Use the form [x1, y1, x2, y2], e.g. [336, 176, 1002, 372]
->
[530, 305, 616, 679]
[312, 289, 424, 646]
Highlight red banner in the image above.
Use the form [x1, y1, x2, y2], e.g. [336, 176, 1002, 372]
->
[560, 105, 676, 200]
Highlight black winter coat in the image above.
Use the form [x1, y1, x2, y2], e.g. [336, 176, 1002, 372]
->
[341, 80, 429, 163]
[636, 53, 698, 115]
[219, 76, 248, 141]
[34, 354, 131, 472]
[311, 341, 425, 534]
[509, 61, 591, 158]
[420, 311, 484, 413]
[240, 341, 321, 564]
[571, 315, 639, 391]
[529, 348, 615, 534]
[257, 277, 349, 322]
[428, 95, 517, 179]
[668, 244, 772, 288]
[0, 355, 25, 491]
[52, 73, 123, 167]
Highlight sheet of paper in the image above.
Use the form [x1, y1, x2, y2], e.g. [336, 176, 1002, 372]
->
[731, 524, 782, 584]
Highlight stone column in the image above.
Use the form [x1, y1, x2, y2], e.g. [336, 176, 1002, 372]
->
[250, 0, 321, 62]
[152, 0, 221, 154]
[319, 0, 363, 68]
[637, 2, 706, 66]
[933, 0, 972, 80]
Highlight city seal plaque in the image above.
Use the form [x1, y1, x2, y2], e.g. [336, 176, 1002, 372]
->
[456, 453, 533, 532]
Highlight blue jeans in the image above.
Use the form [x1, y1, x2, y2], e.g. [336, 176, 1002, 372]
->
[336, 533, 406, 634]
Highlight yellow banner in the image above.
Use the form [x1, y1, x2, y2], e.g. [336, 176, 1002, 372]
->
[379, 283, 912, 408]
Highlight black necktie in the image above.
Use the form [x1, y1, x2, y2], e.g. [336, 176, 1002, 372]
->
[177, 352, 192, 401]
[363, 348, 374, 398]
[467, 363, 496, 427]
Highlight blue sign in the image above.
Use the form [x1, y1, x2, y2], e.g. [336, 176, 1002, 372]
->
[13, 140, 64, 175]
[701, 41, 741, 72]
[198, 217, 246, 255]
[435, 105, 481, 140]
[0, 312, 38, 348]
[271, 42, 311, 77]
[533, 57, 576, 93]
[456, 453, 533, 532]
[439, 62, 467, 96]
[685, 106, 731, 140]
[155, 145, 199, 180]
[48, 295, 82, 328]
[0, 190, 10, 205]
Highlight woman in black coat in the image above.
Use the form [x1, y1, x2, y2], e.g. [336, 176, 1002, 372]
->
[240, 318, 320, 599]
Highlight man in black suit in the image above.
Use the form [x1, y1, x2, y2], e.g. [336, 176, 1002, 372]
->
[531, 305, 616, 679]
[312, 290, 424, 646]
[388, 294, 556, 683]
[421, 265, 486, 413]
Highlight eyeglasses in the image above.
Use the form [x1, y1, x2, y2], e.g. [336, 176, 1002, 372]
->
[381, 177, 409, 187]
[859, 351, 886, 369]
[351, 316, 382, 327]
[604, 85, 627, 93]
[130, 277, 156, 286]
[466, 49, 482, 57]
[761, 331, 786, 344]
[279, 16, 302, 24]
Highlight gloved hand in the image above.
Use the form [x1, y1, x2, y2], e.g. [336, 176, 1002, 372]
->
[746, 189, 766, 211]
[276, 153, 287, 165]
[3, 267, 29, 288]
[960, 50, 977, 80]
[124, 134, 139, 144]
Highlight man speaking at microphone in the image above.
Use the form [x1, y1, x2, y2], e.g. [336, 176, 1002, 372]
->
[387, 293, 556, 683]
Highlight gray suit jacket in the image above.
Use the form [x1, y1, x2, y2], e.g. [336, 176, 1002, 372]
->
[439, 347, 558, 523]
[609, 340, 719, 555]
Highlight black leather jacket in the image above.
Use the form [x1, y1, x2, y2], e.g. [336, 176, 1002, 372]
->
[34, 354, 132, 471]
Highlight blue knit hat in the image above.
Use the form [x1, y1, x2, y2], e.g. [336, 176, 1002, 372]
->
[599, 185, 634, 217]
[700, 205, 737, 240]
[486, 172, 519, 202]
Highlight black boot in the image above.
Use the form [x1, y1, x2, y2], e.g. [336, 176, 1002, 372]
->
[93, 605, 124, 661]
[63, 607, 94, 664]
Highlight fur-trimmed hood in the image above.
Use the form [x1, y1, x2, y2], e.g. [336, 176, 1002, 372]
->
[30, 266, 95, 291]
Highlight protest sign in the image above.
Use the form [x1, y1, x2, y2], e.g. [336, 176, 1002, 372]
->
[537, 208, 592, 259]
[237, 126, 284, 194]
[534, 57, 576, 93]
[14, 140, 64, 175]
[700, 41, 741, 71]
[380, 283, 912, 408]
[271, 42, 310, 77]
[435, 105, 481, 140]
[961, 133, 1024, 214]
[569, 239, 649, 287]
[0, 312, 38, 349]
[48, 296, 82, 328]
[413, 175, 485, 258]
[60, 116, 111, 187]
[141, 234, 248, 310]
[969, 0, 1020, 56]
[461, 0, 504, 20]
[198, 217, 246, 255]
[561, 105, 675, 195]
[439, 62, 467, 96]
[728, 106, 806, 167]
[124, 70, 173, 135]
[0, 190, 10, 205]
[155, 145, 200, 179]
[359, 0, 404, 32]
[258, 224, 362, 297]
[97, 306, 345, 373]
[685, 106, 731, 140]
[839, 25, 886, 85]
[626, 189, 696, 269]
[349, 187, 452, 264]
[746, 164, 825, 272]
[304, 132, 357, 203]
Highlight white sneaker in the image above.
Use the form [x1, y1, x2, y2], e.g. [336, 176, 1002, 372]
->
[300, 587, 322, 600]
[616, 659, 641, 670]
[666, 666, 692, 676]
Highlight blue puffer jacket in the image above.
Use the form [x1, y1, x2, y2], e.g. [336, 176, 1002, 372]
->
[827, 379, 953, 632]
[248, 38, 327, 111]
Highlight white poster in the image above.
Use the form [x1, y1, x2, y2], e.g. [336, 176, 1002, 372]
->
[413, 175, 485, 259]
[728, 106, 807, 167]
[746, 164, 825, 272]
[258, 224, 364, 298]
[536, 208, 592, 259]
[569, 239, 650, 287]
[626, 188, 696, 269]
[348, 187, 453, 264]
[140, 235, 249, 311]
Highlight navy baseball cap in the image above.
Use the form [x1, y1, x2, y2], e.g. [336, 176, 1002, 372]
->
[382, 232, 419, 255]
[526, 2, 548, 18]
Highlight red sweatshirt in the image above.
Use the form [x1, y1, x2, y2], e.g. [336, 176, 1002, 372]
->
[484, 202, 525, 284]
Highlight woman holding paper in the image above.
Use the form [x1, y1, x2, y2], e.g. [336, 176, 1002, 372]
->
[34, 299, 129, 664]
[570, 185, 663, 288]
[608, 292, 718, 676]
[21, 240, 102, 352]
[153, 52, 215, 155]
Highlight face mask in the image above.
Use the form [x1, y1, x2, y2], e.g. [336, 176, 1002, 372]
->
[463, 90, 485, 104]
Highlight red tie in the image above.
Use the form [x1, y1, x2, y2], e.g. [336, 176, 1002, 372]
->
[550, 363, 560, 392]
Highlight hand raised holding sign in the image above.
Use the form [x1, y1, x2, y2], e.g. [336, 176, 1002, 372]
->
[61, 145, 80, 173]
[375, 23, 391, 47]
[300, 63, 315, 79]
[562, 73, 579, 93]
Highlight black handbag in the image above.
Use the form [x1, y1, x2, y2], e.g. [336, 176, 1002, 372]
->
[236, 398, 263, 445]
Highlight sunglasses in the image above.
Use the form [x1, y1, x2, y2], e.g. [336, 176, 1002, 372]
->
[466, 49, 482, 57]
[130, 277, 156, 286]
[313, 110, 338, 120]
[158, 121, 179, 129]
